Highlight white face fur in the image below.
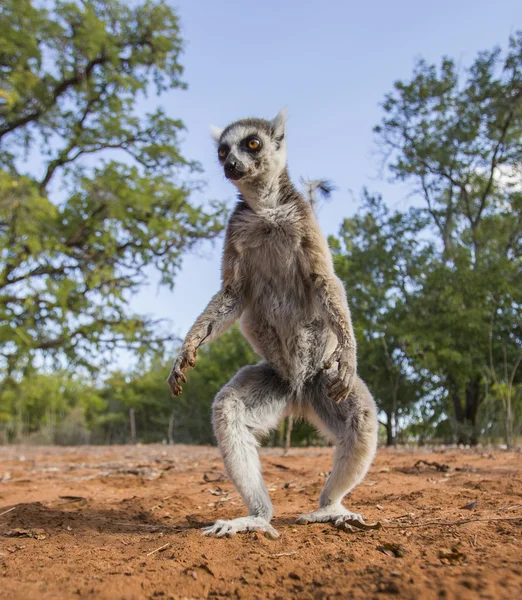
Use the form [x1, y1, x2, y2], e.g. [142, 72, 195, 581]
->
[209, 109, 287, 192]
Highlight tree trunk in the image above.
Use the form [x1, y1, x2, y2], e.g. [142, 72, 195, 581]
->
[449, 376, 481, 445]
[284, 416, 293, 454]
[504, 402, 513, 449]
[392, 378, 399, 447]
[385, 411, 394, 446]
[167, 410, 175, 445]
[129, 408, 136, 444]
[465, 376, 481, 445]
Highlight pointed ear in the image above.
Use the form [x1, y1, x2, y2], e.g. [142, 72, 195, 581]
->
[209, 125, 224, 145]
[271, 107, 287, 139]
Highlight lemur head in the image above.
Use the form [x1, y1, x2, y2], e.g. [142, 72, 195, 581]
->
[210, 109, 287, 189]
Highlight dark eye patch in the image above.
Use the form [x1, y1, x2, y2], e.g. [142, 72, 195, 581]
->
[241, 135, 263, 152]
[218, 144, 229, 159]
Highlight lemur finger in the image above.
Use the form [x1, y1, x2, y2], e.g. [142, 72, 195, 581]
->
[338, 361, 351, 380]
[334, 388, 348, 403]
[172, 370, 186, 385]
[328, 380, 348, 403]
[327, 387, 345, 403]
[327, 378, 345, 395]
[168, 383, 182, 397]
[326, 348, 342, 366]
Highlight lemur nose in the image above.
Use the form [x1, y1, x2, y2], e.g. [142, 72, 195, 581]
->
[224, 155, 245, 180]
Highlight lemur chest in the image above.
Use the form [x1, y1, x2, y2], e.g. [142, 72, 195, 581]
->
[234, 205, 303, 256]
[233, 207, 312, 310]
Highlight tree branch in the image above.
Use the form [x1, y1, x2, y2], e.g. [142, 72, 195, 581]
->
[0, 55, 108, 142]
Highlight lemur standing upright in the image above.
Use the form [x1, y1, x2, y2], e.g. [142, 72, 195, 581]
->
[167, 109, 378, 539]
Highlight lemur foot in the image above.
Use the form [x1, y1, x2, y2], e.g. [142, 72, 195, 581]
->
[296, 505, 367, 531]
[202, 516, 280, 539]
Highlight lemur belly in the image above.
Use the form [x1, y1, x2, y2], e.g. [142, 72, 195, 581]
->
[240, 309, 334, 385]
[239, 258, 336, 385]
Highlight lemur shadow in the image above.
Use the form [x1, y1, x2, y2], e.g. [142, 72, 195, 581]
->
[1, 501, 317, 536]
[0, 501, 192, 535]
[272, 515, 302, 527]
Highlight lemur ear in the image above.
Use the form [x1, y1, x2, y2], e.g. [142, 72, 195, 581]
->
[271, 107, 287, 139]
[209, 125, 224, 145]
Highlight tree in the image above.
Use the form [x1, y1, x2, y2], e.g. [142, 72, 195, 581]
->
[0, 0, 225, 380]
[331, 192, 433, 445]
[488, 316, 522, 448]
[374, 33, 522, 443]
[0, 370, 104, 443]
[97, 326, 260, 444]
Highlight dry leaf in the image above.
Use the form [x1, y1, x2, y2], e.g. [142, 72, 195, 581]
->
[439, 547, 466, 565]
[203, 472, 226, 483]
[4, 528, 47, 540]
[376, 542, 406, 558]
[337, 519, 382, 532]
[58, 495, 86, 503]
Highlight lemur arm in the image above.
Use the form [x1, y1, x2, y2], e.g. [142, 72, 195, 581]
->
[167, 226, 243, 396]
[306, 223, 357, 402]
[313, 273, 357, 362]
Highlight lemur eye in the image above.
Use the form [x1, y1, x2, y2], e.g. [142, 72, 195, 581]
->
[218, 144, 229, 159]
[247, 137, 261, 150]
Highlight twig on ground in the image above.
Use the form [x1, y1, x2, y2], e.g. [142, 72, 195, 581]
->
[268, 551, 297, 558]
[0, 506, 16, 517]
[146, 542, 171, 557]
[114, 522, 161, 529]
[385, 516, 522, 529]
[413, 460, 451, 472]
[57, 496, 86, 505]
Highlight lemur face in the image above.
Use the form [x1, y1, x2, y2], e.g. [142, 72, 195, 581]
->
[210, 110, 287, 185]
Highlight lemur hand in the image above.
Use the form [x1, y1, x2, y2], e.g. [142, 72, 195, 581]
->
[323, 344, 356, 404]
[167, 346, 197, 396]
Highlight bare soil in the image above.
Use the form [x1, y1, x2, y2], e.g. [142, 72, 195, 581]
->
[0, 444, 521, 599]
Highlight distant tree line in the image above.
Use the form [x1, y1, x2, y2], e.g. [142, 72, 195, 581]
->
[0, 2, 520, 446]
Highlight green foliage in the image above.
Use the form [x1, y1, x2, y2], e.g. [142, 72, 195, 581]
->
[78, 326, 261, 444]
[0, 0, 226, 378]
[0, 370, 104, 443]
[170, 326, 259, 444]
[331, 192, 437, 445]
[371, 31, 522, 443]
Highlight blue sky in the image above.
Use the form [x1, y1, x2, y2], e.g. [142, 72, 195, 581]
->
[129, 0, 522, 357]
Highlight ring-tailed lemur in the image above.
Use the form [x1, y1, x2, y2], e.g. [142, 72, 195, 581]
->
[167, 109, 378, 538]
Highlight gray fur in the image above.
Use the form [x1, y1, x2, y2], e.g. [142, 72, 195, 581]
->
[167, 109, 378, 538]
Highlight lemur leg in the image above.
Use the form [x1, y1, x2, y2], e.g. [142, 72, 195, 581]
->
[203, 362, 290, 538]
[296, 373, 378, 530]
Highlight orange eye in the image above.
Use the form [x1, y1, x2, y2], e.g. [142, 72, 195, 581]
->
[218, 145, 228, 159]
[247, 138, 260, 150]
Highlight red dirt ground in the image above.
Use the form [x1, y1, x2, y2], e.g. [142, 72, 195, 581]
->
[0, 444, 521, 599]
